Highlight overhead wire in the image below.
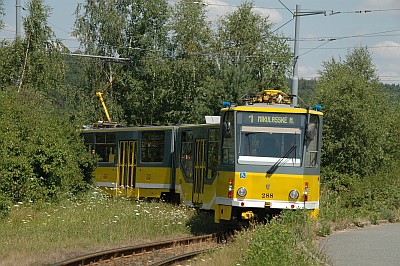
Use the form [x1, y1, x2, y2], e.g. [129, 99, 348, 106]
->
[2, 1, 399, 83]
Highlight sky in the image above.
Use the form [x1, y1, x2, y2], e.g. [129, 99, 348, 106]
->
[1, 0, 400, 84]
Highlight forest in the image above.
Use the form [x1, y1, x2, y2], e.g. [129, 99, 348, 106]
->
[0, 0, 399, 218]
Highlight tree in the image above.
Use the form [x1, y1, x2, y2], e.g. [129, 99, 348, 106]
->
[0, 40, 25, 89]
[21, 0, 67, 93]
[0, 88, 96, 204]
[0, 0, 4, 30]
[120, 0, 171, 125]
[71, 0, 293, 125]
[159, 0, 215, 124]
[316, 47, 398, 178]
[214, 2, 292, 103]
[298, 78, 317, 105]
[73, 0, 172, 125]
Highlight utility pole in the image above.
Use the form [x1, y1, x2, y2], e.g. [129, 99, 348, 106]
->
[16, 0, 21, 38]
[291, 5, 300, 107]
[290, 5, 326, 107]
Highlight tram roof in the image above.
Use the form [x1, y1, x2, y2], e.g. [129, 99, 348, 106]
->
[223, 104, 323, 116]
[81, 123, 220, 133]
[81, 124, 177, 133]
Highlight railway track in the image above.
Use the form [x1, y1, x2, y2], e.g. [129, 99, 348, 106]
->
[52, 234, 219, 266]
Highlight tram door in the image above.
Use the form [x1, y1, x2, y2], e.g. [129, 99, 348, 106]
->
[193, 139, 206, 204]
[118, 140, 138, 197]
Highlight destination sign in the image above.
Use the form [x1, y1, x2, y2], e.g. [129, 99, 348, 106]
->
[238, 112, 303, 126]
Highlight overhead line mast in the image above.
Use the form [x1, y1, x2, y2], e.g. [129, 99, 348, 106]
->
[290, 5, 326, 107]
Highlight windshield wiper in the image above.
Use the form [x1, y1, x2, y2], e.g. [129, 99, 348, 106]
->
[266, 145, 297, 175]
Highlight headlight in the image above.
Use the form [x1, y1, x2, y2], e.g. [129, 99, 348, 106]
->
[237, 187, 247, 197]
[289, 189, 299, 200]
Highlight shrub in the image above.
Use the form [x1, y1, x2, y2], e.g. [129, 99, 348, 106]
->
[240, 210, 323, 266]
[0, 88, 96, 206]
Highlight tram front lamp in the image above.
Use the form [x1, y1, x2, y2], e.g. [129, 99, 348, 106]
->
[289, 189, 299, 200]
[237, 187, 247, 197]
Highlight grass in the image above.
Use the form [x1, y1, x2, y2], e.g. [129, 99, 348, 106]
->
[0, 188, 327, 266]
[317, 164, 400, 234]
[190, 210, 328, 266]
[3, 163, 400, 266]
[0, 189, 200, 265]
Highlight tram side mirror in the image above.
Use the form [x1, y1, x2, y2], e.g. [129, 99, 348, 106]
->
[223, 122, 232, 138]
[305, 123, 317, 140]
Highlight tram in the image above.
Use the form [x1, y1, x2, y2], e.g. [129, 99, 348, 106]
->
[81, 89, 323, 223]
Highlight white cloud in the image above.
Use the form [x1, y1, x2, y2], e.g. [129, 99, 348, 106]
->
[372, 41, 400, 59]
[204, 0, 235, 22]
[298, 65, 318, 79]
[204, 0, 282, 23]
[253, 7, 282, 23]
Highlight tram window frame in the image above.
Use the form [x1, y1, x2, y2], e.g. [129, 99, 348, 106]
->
[221, 112, 235, 165]
[141, 131, 165, 163]
[83, 134, 94, 152]
[305, 115, 320, 168]
[180, 130, 195, 180]
[206, 128, 219, 180]
[94, 133, 116, 163]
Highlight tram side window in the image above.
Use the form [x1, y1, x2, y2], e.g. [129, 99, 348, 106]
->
[207, 128, 219, 180]
[305, 115, 320, 167]
[141, 131, 165, 162]
[95, 133, 116, 163]
[83, 134, 94, 152]
[222, 112, 235, 164]
[180, 131, 194, 179]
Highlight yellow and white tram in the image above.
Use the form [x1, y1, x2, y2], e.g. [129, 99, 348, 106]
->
[81, 90, 323, 223]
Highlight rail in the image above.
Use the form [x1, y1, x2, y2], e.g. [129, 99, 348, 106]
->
[51, 234, 215, 266]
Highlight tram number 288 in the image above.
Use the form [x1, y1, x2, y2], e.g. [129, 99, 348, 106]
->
[261, 193, 274, 199]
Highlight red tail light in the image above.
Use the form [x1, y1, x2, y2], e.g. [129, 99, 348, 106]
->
[228, 178, 233, 198]
[304, 193, 308, 201]
[304, 182, 309, 201]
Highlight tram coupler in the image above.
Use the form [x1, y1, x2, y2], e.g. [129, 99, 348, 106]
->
[241, 211, 255, 220]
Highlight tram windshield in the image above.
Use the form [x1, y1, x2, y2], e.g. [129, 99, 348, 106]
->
[237, 112, 304, 166]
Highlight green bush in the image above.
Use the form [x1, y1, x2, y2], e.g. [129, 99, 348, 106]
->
[319, 162, 400, 224]
[0, 193, 11, 218]
[240, 210, 323, 266]
[0, 88, 96, 206]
